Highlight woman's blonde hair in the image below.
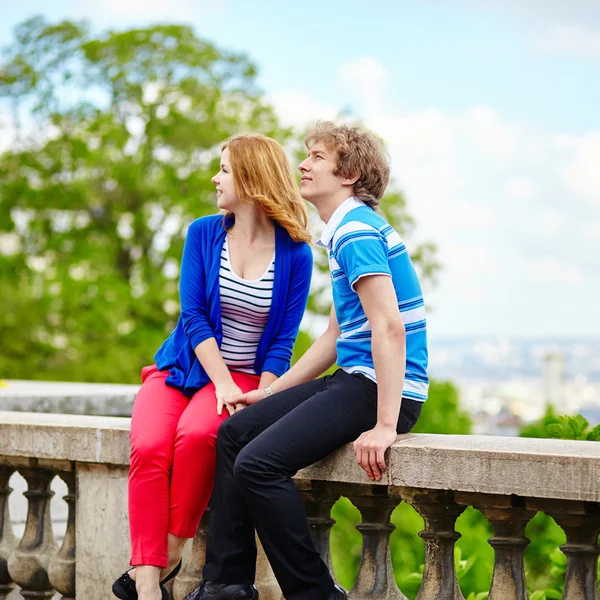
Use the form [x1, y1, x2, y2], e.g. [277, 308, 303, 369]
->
[305, 121, 390, 210]
[222, 134, 311, 243]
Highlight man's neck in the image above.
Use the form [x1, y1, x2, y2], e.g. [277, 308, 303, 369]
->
[317, 193, 354, 224]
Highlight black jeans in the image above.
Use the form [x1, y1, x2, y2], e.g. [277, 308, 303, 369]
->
[203, 369, 422, 600]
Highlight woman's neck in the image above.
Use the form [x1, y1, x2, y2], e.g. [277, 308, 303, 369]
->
[228, 204, 274, 244]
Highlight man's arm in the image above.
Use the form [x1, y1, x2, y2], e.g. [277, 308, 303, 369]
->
[352, 274, 406, 482]
[230, 304, 340, 406]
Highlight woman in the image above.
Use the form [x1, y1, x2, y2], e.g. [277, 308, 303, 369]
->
[112, 134, 313, 600]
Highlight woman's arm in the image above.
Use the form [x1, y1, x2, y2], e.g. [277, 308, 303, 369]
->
[261, 243, 314, 376]
[179, 220, 239, 413]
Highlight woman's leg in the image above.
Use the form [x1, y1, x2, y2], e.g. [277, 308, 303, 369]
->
[128, 365, 188, 586]
[168, 372, 260, 547]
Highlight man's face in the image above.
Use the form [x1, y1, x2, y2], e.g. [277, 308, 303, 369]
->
[298, 141, 344, 205]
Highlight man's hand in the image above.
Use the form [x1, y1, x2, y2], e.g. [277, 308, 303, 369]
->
[353, 423, 398, 481]
[215, 381, 243, 416]
[227, 388, 267, 412]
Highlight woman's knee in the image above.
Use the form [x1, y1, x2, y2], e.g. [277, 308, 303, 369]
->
[175, 425, 216, 453]
[130, 437, 172, 470]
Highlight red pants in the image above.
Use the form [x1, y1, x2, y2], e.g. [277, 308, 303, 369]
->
[128, 365, 260, 567]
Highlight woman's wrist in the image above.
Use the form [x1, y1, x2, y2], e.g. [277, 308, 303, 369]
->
[214, 376, 235, 389]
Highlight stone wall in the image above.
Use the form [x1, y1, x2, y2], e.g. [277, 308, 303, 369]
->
[2, 411, 600, 599]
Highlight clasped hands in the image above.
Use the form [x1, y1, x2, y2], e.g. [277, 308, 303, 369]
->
[215, 383, 266, 416]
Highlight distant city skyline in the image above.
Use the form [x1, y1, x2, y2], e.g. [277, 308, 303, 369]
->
[1, 0, 599, 337]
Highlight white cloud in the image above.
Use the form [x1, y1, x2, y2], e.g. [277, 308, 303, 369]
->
[437, 0, 600, 29]
[525, 258, 585, 286]
[268, 91, 338, 129]
[556, 131, 600, 204]
[506, 177, 536, 200]
[338, 57, 388, 116]
[460, 106, 518, 159]
[536, 25, 600, 62]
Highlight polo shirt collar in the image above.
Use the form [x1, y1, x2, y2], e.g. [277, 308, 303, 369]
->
[317, 196, 366, 248]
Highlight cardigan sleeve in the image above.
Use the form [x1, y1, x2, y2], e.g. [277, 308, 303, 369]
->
[262, 243, 313, 376]
[179, 219, 215, 350]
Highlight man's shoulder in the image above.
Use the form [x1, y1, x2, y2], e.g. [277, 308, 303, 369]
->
[338, 206, 388, 230]
[332, 207, 389, 248]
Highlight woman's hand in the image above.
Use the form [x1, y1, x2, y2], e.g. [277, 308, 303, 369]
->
[215, 381, 243, 416]
[227, 388, 267, 412]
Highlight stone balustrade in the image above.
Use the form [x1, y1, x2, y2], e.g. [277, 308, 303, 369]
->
[1, 410, 600, 599]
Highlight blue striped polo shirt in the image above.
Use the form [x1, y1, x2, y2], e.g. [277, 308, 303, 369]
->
[318, 197, 429, 401]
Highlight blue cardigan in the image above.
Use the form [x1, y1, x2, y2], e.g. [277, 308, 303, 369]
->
[154, 214, 313, 396]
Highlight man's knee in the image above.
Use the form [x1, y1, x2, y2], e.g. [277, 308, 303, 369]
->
[216, 413, 244, 447]
[233, 447, 261, 485]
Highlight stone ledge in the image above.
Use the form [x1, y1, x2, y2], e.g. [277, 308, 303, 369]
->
[2, 411, 600, 501]
[0, 411, 131, 466]
[0, 379, 139, 416]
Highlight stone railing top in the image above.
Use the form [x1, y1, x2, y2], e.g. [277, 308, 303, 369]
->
[1, 411, 600, 502]
[0, 379, 139, 415]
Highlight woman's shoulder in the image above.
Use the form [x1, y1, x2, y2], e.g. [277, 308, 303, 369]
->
[188, 213, 223, 232]
[289, 238, 313, 267]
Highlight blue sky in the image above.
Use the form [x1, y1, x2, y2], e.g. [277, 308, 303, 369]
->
[1, 0, 599, 337]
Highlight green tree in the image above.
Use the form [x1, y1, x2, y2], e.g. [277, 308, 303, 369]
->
[0, 17, 287, 382]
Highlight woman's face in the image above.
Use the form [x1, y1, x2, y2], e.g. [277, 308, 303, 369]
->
[212, 148, 240, 211]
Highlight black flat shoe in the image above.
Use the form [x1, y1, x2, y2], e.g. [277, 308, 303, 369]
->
[183, 581, 259, 600]
[112, 560, 183, 600]
[112, 568, 137, 600]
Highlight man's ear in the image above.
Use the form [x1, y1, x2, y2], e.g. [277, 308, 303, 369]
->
[341, 171, 360, 187]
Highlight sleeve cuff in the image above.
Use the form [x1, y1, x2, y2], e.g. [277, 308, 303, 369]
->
[261, 355, 290, 377]
[349, 265, 392, 292]
[189, 330, 216, 351]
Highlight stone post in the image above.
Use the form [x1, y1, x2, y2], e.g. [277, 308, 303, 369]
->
[349, 485, 406, 600]
[0, 466, 17, 600]
[404, 489, 465, 600]
[456, 492, 533, 600]
[530, 499, 600, 600]
[7, 467, 57, 599]
[48, 470, 76, 599]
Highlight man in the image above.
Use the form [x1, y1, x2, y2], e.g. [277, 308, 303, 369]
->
[184, 122, 428, 600]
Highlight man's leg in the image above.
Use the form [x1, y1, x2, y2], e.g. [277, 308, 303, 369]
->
[232, 370, 382, 600]
[202, 377, 326, 584]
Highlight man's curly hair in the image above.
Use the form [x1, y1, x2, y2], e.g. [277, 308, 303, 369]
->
[304, 121, 390, 209]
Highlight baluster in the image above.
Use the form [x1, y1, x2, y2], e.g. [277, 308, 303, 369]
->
[48, 471, 76, 599]
[7, 467, 57, 599]
[0, 466, 17, 600]
[296, 479, 340, 577]
[404, 489, 465, 600]
[456, 492, 533, 600]
[348, 485, 406, 599]
[534, 499, 600, 600]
